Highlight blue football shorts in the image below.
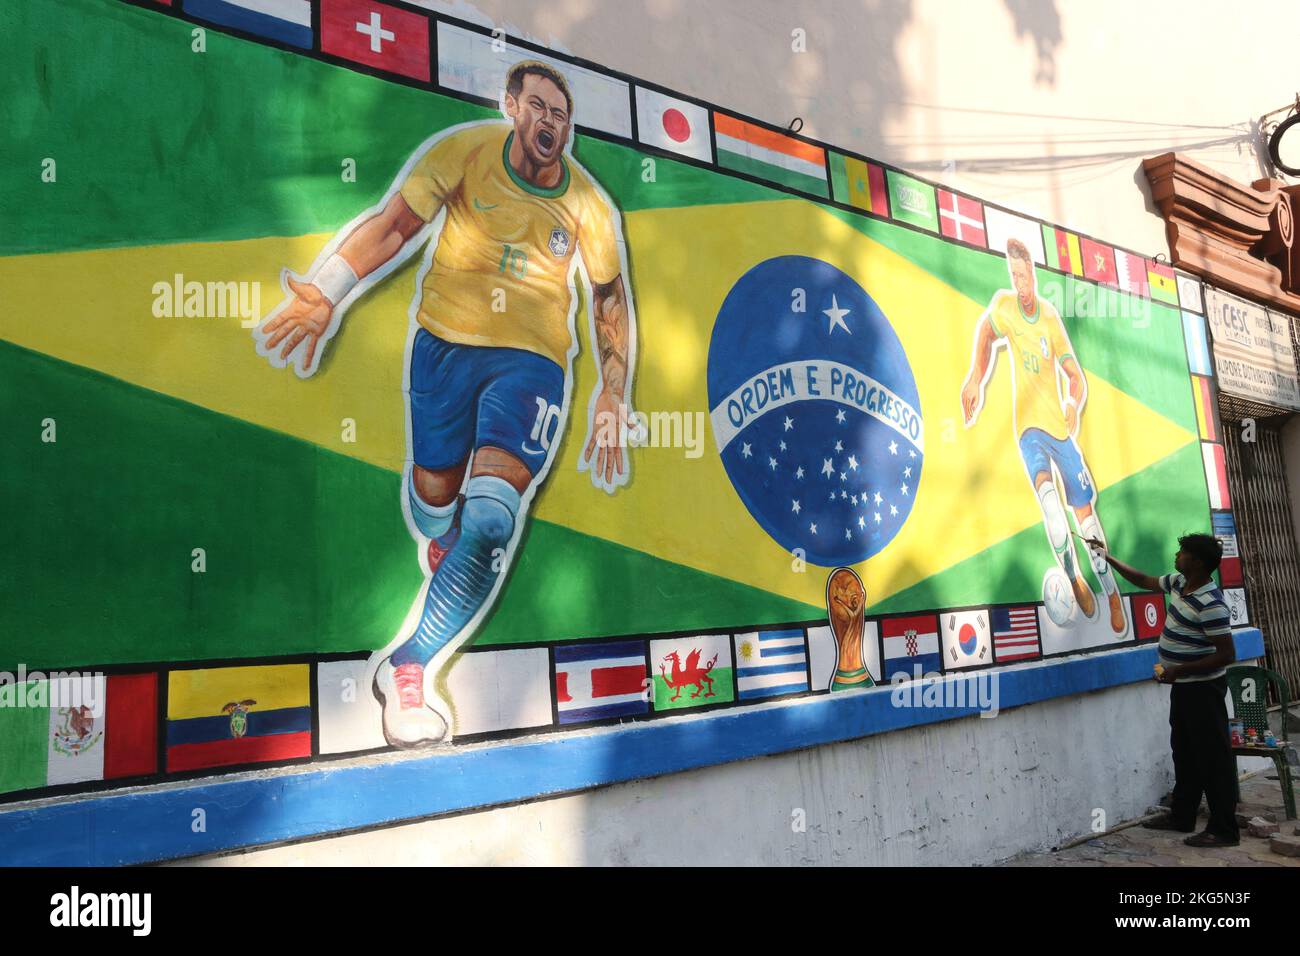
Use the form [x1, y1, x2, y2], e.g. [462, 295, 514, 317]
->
[1017, 427, 1094, 507]
[408, 329, 566, 477]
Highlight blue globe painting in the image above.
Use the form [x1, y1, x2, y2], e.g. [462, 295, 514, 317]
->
[707, 256, 924, 566]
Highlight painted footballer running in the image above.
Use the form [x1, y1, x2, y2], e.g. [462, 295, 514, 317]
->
[254, 60, 638, 748]
[960, 239, 1128, 638]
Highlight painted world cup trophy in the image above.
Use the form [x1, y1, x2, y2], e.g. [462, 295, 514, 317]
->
[827, 566, 872, 690]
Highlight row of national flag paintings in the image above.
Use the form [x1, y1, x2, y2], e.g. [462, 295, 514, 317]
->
[1181, 306, 1244, 591]
[142, 0, 1197, 309]
[0, 665, 315, 798]
[1, 581, 1257, 802]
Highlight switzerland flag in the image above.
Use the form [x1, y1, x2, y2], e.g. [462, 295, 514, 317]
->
[321, 0, 431, 82]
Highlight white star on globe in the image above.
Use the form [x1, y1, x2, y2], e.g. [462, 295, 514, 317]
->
[874, 512, 882, 524]
[822, 458, 834, 477]
[858, 516, 866, 529]
[889, 441, 898, 455]
[779, 441, 787, 452]
[822, 294, 852, 336]
[910, 449, 916, 459]
[851, 494, 858, 505]
[848, 455, 859, 471]
[890, 504, 898, 516]
[795, 466, 804, 479]
[844, 528, 852, 540]
[901, 483, 909, 496]
[840, 490, 847, 499]
[783, 416, 794, 431]
[839, 472, 847, 482]
[769, 457, 778, 470]
[834, 439, 843, 453]
[873, 492, 883, 505]
[903, 466, 912, 478]
[810, 522, 818, 534]
[835, 409, 846, 424]
[742, 442, 752, 458]
[791, 499, 801, 514]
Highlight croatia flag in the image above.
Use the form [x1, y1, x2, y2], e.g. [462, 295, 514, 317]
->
[554, 641, 648, 724]
[881, 614, 941, 681]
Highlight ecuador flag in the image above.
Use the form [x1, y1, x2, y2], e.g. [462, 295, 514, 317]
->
[166, 665, 311, 772]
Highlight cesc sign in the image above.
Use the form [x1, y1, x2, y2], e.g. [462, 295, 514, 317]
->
[1206, 292, 1258, 348]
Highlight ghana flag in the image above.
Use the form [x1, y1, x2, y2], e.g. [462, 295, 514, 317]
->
[2, 0, 1206, 689]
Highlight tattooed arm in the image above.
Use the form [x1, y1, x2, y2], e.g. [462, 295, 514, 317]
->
[581, 274, 635, 491]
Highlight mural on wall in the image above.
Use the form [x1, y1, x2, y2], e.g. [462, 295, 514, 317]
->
[0, 0, 1247, 801]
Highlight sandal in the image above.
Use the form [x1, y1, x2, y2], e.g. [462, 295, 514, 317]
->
[1183, 830, 1240, 848]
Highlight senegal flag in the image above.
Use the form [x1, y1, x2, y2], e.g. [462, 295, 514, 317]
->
[1, 0, 1206, 685]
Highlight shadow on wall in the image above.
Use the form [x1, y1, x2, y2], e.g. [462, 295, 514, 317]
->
[457, 0, 1064, 163]
[1001, 0, 1063, 87]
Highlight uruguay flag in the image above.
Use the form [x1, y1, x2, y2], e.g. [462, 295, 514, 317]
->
[184, 0, 313, 49]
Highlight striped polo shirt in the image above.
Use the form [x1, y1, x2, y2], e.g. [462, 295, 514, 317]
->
[1157, 572, 1232, 682]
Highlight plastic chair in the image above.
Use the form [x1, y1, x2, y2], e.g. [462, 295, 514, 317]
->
[1227, 665, 1296, 821]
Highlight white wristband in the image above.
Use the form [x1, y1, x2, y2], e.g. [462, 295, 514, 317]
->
[312, 254, 359, 306]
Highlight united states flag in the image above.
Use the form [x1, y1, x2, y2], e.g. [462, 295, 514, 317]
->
[991, 606, 1040, 662]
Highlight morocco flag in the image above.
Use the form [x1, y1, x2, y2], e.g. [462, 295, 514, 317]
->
[320, 0, 431, 82]
[1081, 237, 1116, 286]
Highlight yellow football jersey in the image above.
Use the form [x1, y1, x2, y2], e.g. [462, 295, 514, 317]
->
[398, 123, 622, 368]
[985, 290, 1078, 440]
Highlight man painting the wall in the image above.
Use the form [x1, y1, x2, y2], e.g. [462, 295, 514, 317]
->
[960, 239, 1125, 634]
[1087, 533, 1239, 848]
[254, 61, 637, 749]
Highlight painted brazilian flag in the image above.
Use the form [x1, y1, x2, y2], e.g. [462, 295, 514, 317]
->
[0, 0, 1206, 673]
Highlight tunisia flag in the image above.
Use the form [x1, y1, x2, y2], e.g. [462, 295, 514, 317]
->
[321, 0, 430, 82]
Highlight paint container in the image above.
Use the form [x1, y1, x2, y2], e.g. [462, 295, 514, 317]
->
[1230, 718, 1244, 742]
[1265, 731, 1278, 748]
[1247, 728, 1259, 745]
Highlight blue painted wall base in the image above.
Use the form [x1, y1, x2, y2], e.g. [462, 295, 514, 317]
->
[0, 630, 1264, 865]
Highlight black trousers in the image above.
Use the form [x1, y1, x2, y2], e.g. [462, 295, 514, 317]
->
[1168, 676, 1239, 838]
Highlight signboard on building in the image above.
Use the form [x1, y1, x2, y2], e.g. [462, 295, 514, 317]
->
[1204, 287, 1300, 410]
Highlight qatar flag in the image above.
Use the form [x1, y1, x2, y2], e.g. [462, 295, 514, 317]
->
[635, 87, 713, 163]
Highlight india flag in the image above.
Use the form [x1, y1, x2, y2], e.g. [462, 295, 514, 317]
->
[713, 113, 828, 197]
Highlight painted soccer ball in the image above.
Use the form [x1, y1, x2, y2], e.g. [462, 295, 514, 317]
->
[1042, 567, 1076, 627]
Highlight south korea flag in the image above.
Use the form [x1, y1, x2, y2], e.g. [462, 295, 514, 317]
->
[942, 609, 992, 671]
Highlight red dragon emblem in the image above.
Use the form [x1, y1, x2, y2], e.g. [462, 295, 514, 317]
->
[659, 648, 718, 701]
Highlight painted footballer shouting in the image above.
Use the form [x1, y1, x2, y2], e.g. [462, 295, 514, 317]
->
[254, 60, 638, 748]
